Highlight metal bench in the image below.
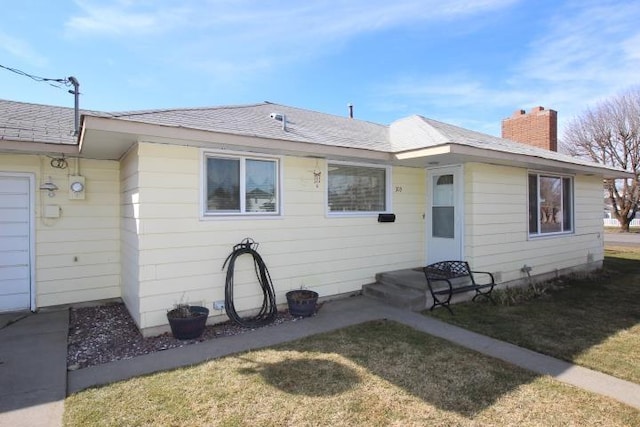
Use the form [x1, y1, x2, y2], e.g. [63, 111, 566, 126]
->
[423, 260, 496, 314]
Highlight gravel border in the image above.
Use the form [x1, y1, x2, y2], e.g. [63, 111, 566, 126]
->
[67, 302, 308, 370]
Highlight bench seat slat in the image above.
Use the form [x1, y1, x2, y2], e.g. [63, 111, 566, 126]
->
[432, 283, 493, 295]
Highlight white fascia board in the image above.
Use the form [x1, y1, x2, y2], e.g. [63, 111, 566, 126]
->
[394, 143, 631, 178]
[81, 115, 393, 163]
[448, 144, 632, 178]
[394, 145, 452, 159]
[0, 139, 79, 156]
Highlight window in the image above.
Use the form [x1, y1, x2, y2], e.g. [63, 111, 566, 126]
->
[528, 172, 573, 236]
[327, 162, 390, 213]
[204, 153, 279, 215]
[432, 174, 454, 238]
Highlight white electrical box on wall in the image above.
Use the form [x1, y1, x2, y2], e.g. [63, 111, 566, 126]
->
[44, 204, 61, 218]
[68, 175, 86, 200]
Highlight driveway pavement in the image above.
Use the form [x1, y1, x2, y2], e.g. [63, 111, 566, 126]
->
[604, 231, 640, 248]
[0, 309, 67, 427]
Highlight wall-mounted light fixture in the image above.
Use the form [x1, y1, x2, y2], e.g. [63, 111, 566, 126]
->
[39, 177, 58, 197]
[313, 159, 322, 188]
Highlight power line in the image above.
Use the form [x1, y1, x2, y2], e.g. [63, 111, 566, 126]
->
[0, 64, 71, 90]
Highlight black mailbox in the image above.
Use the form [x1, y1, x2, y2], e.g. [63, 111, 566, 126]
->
[378, 213, 396, 223]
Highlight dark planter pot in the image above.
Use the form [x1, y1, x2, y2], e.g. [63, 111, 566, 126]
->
[167, 306, 209, 340]
[286, 290, 318, 317]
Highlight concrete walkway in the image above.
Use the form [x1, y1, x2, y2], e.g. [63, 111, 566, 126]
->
[2, 296, 639, 427]
[0, 309, 68, 427]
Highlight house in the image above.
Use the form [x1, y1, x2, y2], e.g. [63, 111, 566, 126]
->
[0, 99, 629, 335]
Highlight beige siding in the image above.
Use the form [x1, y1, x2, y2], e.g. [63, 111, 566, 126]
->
[464, 163, 603, 283]
[120, 146, 141, 324]
[0, 154, 120, 307]
[132, 142, 425, 330]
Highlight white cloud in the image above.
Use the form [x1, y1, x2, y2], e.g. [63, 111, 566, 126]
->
[66, 0, 517, 39]
[62, 0, 519, 87]
[0, 32, 47, 67]
[514, 1, 640, 126]
[64, 0, 517, 63]
[376, 1, 640, 135]
[65, 0, 190, 36]
[377, 72, 534, 117]
[518, 2, 640, 87]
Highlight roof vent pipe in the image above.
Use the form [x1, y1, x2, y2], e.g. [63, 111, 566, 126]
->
[68, 76, 80, 136]
[348, 103, 353, 118]
[269, 112, 287, 131]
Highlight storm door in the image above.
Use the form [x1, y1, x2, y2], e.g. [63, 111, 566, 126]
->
[426, 166, 463, 263]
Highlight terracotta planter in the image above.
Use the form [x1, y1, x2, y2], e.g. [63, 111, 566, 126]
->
[167, 306, 209, 340]
[286, 290, 318, 317]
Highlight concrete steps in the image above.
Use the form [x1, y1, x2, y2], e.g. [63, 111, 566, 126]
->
[362, 268, 427, 311]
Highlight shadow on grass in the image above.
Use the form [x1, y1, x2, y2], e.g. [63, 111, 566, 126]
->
[426, 253, 640, 384]
[238, 357, 361, 396]
[264, 319, 539, 418]
[229, 254, 639, 418]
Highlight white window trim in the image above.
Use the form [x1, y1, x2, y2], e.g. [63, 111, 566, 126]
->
[527, 170, 575, 238]
[325, 160, 392, 217]
[200, 149, 283, 219]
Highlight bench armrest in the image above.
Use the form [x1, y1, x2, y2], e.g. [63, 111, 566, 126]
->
[471, 270, 495, 285]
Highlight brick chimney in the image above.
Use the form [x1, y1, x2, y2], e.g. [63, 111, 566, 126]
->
[501, 106, 557, 151]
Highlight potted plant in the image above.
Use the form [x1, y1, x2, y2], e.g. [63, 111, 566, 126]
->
[166, 303, 209, 340]
[285, 289, 318, 317]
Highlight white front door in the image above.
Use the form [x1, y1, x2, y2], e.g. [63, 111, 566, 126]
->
[426, 166, 463, 264]
[0, 174, 34, 312]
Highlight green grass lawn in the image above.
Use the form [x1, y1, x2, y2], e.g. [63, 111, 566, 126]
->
[64, 320, 639, 426]
[427, 246, 640, 384]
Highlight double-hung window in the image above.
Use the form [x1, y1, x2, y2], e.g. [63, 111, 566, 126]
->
[528, 172, 573, 236]
[204, 152, 279, 216]
[327, 162, 390, 214]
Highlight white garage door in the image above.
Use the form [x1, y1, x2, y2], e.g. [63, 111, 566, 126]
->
[0, 174, 33, 312]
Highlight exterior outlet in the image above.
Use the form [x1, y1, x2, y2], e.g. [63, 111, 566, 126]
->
[213, 300, 225, 311]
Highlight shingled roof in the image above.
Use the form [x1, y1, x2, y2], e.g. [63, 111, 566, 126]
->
[0, 99, 79, 145]
[106, 102, 391, 152]
[0, 98, 630, 177]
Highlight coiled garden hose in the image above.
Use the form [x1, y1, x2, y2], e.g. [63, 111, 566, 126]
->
[222, 238, 278, 328]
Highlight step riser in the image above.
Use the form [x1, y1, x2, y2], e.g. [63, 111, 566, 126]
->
[362, 282, 426, 312]
[375, 271, 427, 291]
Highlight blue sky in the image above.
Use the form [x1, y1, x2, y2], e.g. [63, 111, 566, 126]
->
[1, 0, 639, 137]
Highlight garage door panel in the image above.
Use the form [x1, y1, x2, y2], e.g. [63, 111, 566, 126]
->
[0, 176, 28, 191]
[0, 250, 29, 266]
[0, 194, 29, 208]
[0, 265, 29, 280]
[0, 222, 29, 237]
[0, 235, 29, 251]
[0, 175, 31, 312]
[0, 278, 30, 294]
[0, 293, 30, 312]
[0, 208, 29, 222]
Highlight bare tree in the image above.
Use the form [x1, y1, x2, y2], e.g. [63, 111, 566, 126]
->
[562, 87, 640, 232]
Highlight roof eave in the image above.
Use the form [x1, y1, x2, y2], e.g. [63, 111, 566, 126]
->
[79, 115, 392, 162]
[0, 138, 79, 156]
[394, 143, 632, 179]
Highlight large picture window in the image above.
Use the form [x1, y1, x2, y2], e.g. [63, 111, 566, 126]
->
[528, 172, 573, 236]
[327, 162, 390, 213]
[204, 153, 279, 216]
